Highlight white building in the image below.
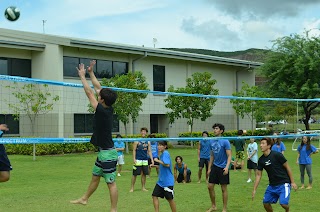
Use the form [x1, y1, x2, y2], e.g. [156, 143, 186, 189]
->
[0, 28, 261, 138]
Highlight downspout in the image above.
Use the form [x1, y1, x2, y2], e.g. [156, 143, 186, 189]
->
[236, 70, 240, 130]
[132, 51, 148, 73]
[131, 51, 148, 137]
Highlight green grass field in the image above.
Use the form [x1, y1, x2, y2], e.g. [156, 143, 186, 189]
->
[1, 142, 319, 212]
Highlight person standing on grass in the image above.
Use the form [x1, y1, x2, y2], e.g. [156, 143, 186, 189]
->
[296, 136, 318, 189]
[246, 138, 258, 183]
[114, 134, 125, 177]
[198, 131, 211, 183]
[148, 134, 159, 177]
[233, 130, 246, 171]
[252, 137, 297, 212]
[70, 60, 118, 212]
[271, 132, 286, 154]
[152, 141, 176, 212]
[174, 156, 192, 183]
[0, 124, 11, 183]
[207, 123, 232, 212]
[130, 127, 154, 192]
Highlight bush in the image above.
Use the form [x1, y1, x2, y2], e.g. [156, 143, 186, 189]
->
[5, 133, 168, 155]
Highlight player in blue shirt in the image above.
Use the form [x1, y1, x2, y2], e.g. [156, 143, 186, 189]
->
[296, 136, 318, 189]
[148, 134, 159, 176]
[114, 134, 125, 177]
[271, 133, 286, 154]
[152, 141, 176, 212]
[207, 123, 232, 212]
[198, 131, 211, 183]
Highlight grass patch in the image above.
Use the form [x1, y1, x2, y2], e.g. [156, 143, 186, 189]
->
[1, 143, 319, 212]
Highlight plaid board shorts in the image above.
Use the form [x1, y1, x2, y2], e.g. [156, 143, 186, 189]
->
[92, 148, 118, 183]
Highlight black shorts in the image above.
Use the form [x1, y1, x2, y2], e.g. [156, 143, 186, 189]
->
[0, 144, 12, 171]
[148, 157, 159, 166]
[208, 164, 229, 185]
[133, 165, 149, 176]
[199, 158, 209, 169]
[247, 160, 257, 170]
[152, 184, 174, 200]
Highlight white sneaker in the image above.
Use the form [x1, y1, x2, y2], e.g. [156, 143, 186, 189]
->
[247, 179, 252, 183]
[117, 173, 121, 177]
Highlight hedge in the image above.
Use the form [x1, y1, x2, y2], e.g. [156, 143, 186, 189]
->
[5, 133, 169, 156]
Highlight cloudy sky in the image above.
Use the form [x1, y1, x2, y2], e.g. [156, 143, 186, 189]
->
[1, 0, 320, 51]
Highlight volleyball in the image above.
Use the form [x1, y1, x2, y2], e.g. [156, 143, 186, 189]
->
[4, 6, 20, 22]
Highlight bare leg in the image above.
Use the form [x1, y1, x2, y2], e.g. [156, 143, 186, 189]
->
[167, 199, 177, 212]
[221, 184, 228, 212]
[130, 175, 137, 192]
[70, 175, 100, 205]
[198, 167, 203, 183]
[234, 159, 238, 171]
[248, 169, 252, 180]
[107, 182, 118, 212]
[263, 203, 273, 212]
[118, 165, 122, 175]
[280, 204, 289, 212]
[207, 183, 217, 211]
[141, 173, 148, 191]
[0, 171, 10, 182]
[153, 196, 159, 212]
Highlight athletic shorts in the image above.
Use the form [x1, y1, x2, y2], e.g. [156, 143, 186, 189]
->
[208, 164, 229, 185]
[133, 160, 149, 176]
[247, 160, 257, 170]
[117, 155, 125, 165]
[0, 144, 12, 171]
[235, 151, 245, 160]
[152, 184, 174, 200]
[148, 157, 159, 166]
[92, 148, 117, 184]
[199, 158, 209, 169]
[263, 183, 291, 205]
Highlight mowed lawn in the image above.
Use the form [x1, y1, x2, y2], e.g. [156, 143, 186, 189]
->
[1, 142, 319, 212]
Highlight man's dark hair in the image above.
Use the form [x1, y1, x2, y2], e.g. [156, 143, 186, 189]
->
[175, 155, 183, 162]
[212, 123, 225, 133]
[261, 137, 274, 149]
[158, 140, 168, 149]
[237, 130, 243, 136]
[100, 88, 117, 106]
[202, 131, 209, 136]
[140, 127, 148, 133]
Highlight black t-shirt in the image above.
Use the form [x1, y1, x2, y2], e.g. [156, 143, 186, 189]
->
[257, 151, 290, 186]
[90, 103, 114, 149]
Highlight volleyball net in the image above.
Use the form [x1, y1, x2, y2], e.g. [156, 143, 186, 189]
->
[1, 74, 320, 149]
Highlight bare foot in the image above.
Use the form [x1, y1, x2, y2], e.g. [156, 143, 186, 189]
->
[306, 186, 312, 190]
[206, 206, 217, 212]
[299, 186, 305, 189]
[70, 198, 87, 205]
[142, 188, 148, 192]
[129, 189, 134, 192]
[197, 180, 201, 183]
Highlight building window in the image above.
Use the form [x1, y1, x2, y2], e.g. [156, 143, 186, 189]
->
[74, 114, 119, 133]
[153, 65, 165, 92]
[113, 61, 128, 76]
[97, 60, 112, 78]
[64, 57, 128, 79]
[0, 114, 19, 134]
[0, 58, 31, 78]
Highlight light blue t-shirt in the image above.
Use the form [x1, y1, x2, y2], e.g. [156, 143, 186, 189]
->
[271, 142, 286, 153]
[209, 138, 231, 168]
[157, 150, 174, 187]
[298, 144, 317, 165]
[199, 139, 211, 160]
[114, 141, 125, 156]
[247, 142, 258, 163]
[150, 141, 158, 158]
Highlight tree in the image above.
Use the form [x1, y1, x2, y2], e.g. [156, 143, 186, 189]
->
[101, 71, 148, 153]
[164, 72, 219, 146]
[259, 31, 320, 130]
[230, 82, 266, 133]
[6, 83, 60, 160]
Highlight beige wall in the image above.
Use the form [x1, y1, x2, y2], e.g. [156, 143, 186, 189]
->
[0, 35, 255, 138]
